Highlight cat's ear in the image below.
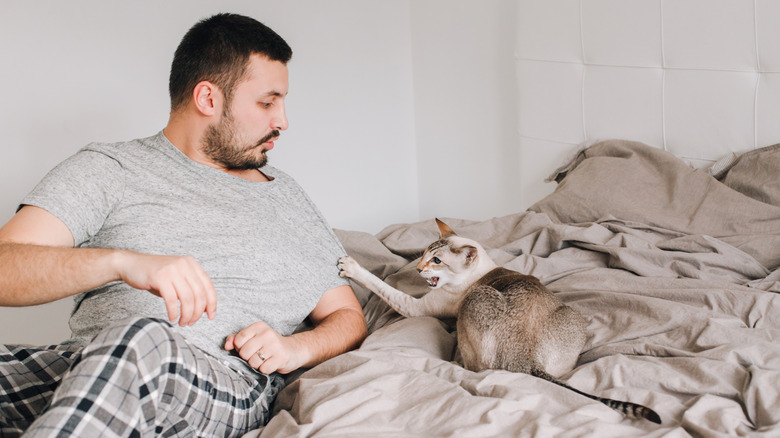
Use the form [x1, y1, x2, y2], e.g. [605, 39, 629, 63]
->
[435, 218, 457, 238]
[462, 245, 478, 265]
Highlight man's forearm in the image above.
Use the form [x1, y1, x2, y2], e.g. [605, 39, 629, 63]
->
[0, 242, 124, 306]
[290, 307, 367, 369]
[0, 242, 217, 326]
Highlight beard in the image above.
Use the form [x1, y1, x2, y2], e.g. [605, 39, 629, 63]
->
[202, 111, 279, 171]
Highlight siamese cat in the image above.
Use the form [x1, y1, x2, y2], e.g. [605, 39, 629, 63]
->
[337, 219, 661, 424]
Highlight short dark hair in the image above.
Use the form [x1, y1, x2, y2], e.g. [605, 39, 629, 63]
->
[169, 13, 293, 111]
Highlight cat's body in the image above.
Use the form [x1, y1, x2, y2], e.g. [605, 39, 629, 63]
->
[338, 219, 661, 424]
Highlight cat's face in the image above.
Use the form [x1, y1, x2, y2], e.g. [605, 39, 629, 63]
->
[416, 236, 478, 289]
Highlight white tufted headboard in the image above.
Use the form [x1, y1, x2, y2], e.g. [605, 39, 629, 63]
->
[515, 0, 780, 204]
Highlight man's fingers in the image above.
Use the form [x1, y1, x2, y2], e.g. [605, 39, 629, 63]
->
[157, 286, 180, 323]
[126, 254, 216, 326]
[232, 329, 252, 350]
[172, 277, 194, 326]
[204, 276, 217, 320]
[224, 333, 235, 350]
[238, 337, 262, 362]
[253, 351, 273, 372]
[183, 276, 205, 326]
[224, 322, 292, 374]
[239, 337, 280, 374]
[189, 268, 217, 321]
[230, 323, 270, 357]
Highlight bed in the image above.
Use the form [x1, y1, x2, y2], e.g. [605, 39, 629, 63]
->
[249, 140, 780, 437]
[248, 2, 780, 436]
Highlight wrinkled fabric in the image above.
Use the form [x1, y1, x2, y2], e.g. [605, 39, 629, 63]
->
[253, 140, 780, 437]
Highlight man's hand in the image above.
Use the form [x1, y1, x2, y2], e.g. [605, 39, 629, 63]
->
[224, 322, 301, 374]
[224, 285, 366, 375]
[116, 252, 217, 326]
[0, 206, 217, 327]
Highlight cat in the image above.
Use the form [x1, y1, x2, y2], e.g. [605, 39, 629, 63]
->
[338, 218, 661, 424]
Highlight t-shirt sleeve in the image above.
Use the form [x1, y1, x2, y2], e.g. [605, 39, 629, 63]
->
[298, 190, 351, 294]
[21, 148, 125, 246]
[280, 172, 350, 295]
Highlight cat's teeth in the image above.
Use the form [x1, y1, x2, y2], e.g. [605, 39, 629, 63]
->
[428, 277, 439, 287]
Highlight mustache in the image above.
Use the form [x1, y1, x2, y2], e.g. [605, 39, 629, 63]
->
[256, 130, 280, 148]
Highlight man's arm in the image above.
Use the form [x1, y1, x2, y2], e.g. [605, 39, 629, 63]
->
[225, 284, 367, 374]
[0, 205, 217, 326]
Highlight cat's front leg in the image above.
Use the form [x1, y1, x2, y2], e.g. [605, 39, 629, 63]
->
[338, 256, 427, 318]
[337, 256, 376, 286]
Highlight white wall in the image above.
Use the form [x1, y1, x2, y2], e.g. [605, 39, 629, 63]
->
[0, 0, 420, 236]
[513, 0, 777, 207]
[411, 0, 521, 219]
[0, 0, 520, 345]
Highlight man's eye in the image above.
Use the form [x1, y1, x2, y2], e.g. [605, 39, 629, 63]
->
[432, 257, 441, 264]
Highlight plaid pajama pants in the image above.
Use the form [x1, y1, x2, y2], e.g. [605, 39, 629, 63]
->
[0, 317, 283, 437]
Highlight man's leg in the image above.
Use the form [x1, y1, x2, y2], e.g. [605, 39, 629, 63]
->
[0, 343, 81, 437]
[24, 317, 283, 437]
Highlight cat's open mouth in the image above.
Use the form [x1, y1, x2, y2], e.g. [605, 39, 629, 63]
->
[427, 277, 439, 287]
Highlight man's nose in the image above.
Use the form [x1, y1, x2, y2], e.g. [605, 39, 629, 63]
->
[273, 102, 289, 131]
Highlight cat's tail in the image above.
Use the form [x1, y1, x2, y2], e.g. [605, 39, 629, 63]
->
[531, 368, 662, 424]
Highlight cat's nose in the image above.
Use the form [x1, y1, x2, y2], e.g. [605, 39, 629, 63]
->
[416, 267, 422, 273]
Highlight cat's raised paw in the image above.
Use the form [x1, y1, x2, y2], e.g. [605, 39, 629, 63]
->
[338, 256, 359, 278]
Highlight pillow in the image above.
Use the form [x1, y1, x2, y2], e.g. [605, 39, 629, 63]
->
[529, 139, 780, 270]
[717, 144, 780, 207]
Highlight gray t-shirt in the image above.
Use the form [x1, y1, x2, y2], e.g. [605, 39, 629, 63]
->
[22, 131, 348, 374]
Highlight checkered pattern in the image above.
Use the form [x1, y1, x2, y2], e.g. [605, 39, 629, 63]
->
[1, 317, 283, 437]
[0, 341, 81, 436]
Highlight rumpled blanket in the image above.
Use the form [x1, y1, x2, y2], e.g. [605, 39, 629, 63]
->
[253, 140, 780, 437]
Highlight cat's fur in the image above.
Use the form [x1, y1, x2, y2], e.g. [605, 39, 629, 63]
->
[338, 219, 661, 424]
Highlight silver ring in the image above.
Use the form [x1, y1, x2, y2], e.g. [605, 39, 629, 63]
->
[257, 351, 266, 361]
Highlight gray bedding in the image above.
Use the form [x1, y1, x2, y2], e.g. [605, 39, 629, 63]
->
[253, 140, 780, 437]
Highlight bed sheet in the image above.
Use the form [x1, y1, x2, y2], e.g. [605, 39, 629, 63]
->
[252, 140, 780, 437]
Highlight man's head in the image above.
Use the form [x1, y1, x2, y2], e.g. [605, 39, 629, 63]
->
[169, 13, 292, 113]
[169, 13, 292, 171]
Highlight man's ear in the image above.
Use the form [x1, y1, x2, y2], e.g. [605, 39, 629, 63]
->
[192, 81, 222, 117]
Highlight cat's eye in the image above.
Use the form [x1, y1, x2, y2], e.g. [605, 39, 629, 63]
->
[432, 257, 441, 264]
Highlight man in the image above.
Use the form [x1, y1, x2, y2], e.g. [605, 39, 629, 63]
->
[0, 13, 366, 437]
